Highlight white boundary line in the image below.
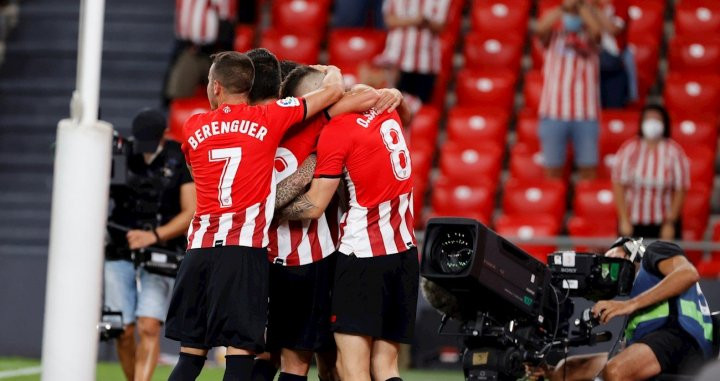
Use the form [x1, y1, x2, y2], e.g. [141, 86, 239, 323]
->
[0, 366, 42, 379]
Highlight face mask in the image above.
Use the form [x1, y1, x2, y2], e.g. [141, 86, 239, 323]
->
[641, 119, 664, 140]
[563, 13, 583, 33]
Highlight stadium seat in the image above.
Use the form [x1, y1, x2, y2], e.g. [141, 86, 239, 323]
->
[438, 142, 503, 184]
[271, 0, 330, 38]
[233, 25, 255, 53]
[455, 68, 517, 110]
[670, 115, 719, 154]
[494, 214, 560, 262]
[463, 32, 524, 73]
[627, 0, 665, 43]
[328, 28, 387, 82]
[408, 105, 441, 152]
[674, 1, 720, 38]
[501, 178, 567, 224]
[446, 106, 509, 147]
[573, 179, 616, 219]
[516, 111, 540, 149]
[470, 0, 531, 37]
[260, 29, 320, 64]
[523, 70, 543, 113]
[411, 149, 432, 229]
[628, 35, 660, 95]
[531, 38, 546, 69]
[686, 146, 715, 189]
[683, 186, 711, 237]
[509, 143, 547, 181]
[167, 97, 211, 142]
[598, 147, 619, 180]
[430, 175, 496, 224]
[663, 73, 720, 118]
[567, 216, 618, 253]
[599, 110, 640, 155]
[668, 37, 720, 76]
[696, 259, 720, 278]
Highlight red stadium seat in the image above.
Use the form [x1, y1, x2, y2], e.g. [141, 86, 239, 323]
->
[233, 25, 255, 53]
[663, 73, 720, 118]
[628, 35, 660, 95]
[463, 32, 524, 73]
[271, 0, 330, 38]
[599, 110, 640, 155]
[668, 37, 720, 76]
[516, 111, 540, 149]
[455, 68, 517, 110]
[696, 259, 720, 278]
[328, 28, 387, 82]
[567, 216, 617, 253]
[523, 70, 543, 113]
[471, 0, 531, 37]
[573, 179, 616, 219]
[430, 175, 496, 224]
[627, 0, 665, 43]
[671, 115, 718, 154]
[260, 29, 320, 64]
[501, 178, 567, 224]
[438, 142, 503, 184]
[686, 146, 715, 189]
[509, 143, 547, 181]
[683, 186, 711, 236]
[674, 1, 720, 38]
[441, 0, 465, 47]
[167, 97, 211, 142]
[494, 214, 559, 262]
[408, 106, 441, 152]
[411, 149, 433, 228]
[446, 107, 510, 147]
[531, 38, 546, 69]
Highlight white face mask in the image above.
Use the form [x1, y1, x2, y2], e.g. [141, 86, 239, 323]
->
[641, 119, 664, 140]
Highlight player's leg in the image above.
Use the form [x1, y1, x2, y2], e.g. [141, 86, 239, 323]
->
[602, 343, 660, 381]
[134, 267, 175, 381]
[280, 348, 313, 377]
[571, 120, 599, 181]
[316, 350, 339, 381]
[370, 339, 401, 381]
[104, 259, 137, 381]
[251, 351, 279, 381]
[334, 333, 373, 381]
[549, 353, 608, 381]
[538, 118, 570, 179]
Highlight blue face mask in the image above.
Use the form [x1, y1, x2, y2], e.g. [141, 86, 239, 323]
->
[563, 13, 583, 33]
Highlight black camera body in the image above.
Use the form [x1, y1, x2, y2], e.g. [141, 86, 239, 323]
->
[547, 251, 635, 301]
[98, 308, 124, 341]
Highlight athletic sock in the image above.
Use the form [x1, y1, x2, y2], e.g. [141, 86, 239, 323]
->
[278, 372, 308, 381]
[168, 352, 206, 381]
[251, 358, 279, 381]
[385, 378, 403, 381]
[223, 354, 255, 381]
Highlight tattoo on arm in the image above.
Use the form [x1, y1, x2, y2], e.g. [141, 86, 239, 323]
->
[275, 154, 317, 210]
[280, 193, 318, 221]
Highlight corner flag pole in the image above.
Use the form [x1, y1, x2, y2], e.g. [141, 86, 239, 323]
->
[41, 0, 113, 378]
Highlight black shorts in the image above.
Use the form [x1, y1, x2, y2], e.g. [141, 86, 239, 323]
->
[331, 248, 419, 344]
[165, 245, 269, 352]
[266, 254, 337, 352]
[634, 323, 706, 374]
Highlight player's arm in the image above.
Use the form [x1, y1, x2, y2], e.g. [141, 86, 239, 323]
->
[535, 6, 563, 43]
[375, 88, 413, 126]
[127, 182, 196, 249]
[275, 154, 317, 210]
[279, 177, 341, 220]
[303, 65, 345, 119]
[327, 84, 381, 118]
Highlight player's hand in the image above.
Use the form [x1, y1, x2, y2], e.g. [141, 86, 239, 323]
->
[375, 88, 403, 113]
[619, 218, 633, 237]
[127, 229, 158, 250]
[592, 299, 638, 324]
[660, 221, 675, 240]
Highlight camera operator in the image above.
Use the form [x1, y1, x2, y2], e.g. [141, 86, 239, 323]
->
[549, 239, 713, 381]
[105, 109, 196, 381]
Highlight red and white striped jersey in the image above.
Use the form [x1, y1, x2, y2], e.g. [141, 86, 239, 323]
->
[539, 29, 601, 121]
[314, 109, 416, 258]
[181, 98, 307, 249]
[267, 115, 336, 266]
[175, 0, 236, 45]
[380, 0, 451, 75]
[612, 138, 691, 225]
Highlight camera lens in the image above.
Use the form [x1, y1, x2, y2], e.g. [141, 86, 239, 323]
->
[432, 226, 474, 274]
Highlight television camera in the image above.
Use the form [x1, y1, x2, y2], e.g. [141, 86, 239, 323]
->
[421, 218, 635, 381]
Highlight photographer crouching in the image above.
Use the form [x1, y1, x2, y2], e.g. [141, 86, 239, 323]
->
[104, 109, 196, 381]
[549, 239, 713, 381]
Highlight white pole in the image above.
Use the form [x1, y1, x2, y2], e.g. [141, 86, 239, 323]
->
[41, 0, 111, 379]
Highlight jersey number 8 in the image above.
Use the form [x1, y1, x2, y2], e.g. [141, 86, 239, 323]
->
[380, 119, 411, 180]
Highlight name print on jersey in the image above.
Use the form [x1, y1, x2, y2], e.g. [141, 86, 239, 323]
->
[187, 119, 269, 150]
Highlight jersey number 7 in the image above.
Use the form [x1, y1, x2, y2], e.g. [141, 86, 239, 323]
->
[209, 147, 242, 208]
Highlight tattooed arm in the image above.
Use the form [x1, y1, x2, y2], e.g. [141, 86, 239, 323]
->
[280, 177, 341, 221]
[275, 154, 317, 211]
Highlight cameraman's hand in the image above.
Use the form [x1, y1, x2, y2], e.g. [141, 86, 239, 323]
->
[127, 229, 158, 250]
[592, 299, 638, 324]
[619, 218, 633, 237]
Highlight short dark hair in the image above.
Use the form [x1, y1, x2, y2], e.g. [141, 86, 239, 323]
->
[279, 66, 322, 98]
[639, 103, 671, 139]
[280, 60, 301, 81]
[209, 51, 254, 95]
[246, 48, 281, 103]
